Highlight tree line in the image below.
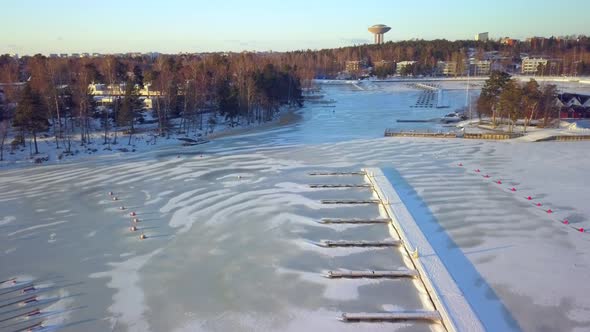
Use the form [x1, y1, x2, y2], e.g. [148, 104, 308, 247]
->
[1, 35, 589, 157]
[283, 35, 590, 78]
[0, 53, 303, 158]
[477, 71, 559, 132]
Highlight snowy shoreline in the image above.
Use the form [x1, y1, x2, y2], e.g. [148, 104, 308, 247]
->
[0, 107, 302, 169]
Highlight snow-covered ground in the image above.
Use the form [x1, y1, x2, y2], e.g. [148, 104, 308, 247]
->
[1, 81, 590, 332]
[0, 110, 290, 168]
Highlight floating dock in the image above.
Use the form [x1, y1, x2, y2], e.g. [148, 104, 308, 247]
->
[306, 169, 484, 331]
[364, 168, 484, 331]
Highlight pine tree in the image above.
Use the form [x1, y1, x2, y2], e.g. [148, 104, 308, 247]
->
[521, 79, 541, 132]
[539, 85, 558, 127]
[13, 84, 49, 155]
[478, 71, 511, 126]
[498, 79, 523, 132]
[118, 81, 143, 145]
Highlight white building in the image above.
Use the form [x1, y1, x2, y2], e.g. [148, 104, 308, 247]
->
[469, 59, 491, 76]
[521, 57, 548, 74]
[395, 61, 416, 75]
[345, 60, 363, 72]
[437, 61, 458, 76]
[475, 32, 489, 42]
[89, 83, 160, 109]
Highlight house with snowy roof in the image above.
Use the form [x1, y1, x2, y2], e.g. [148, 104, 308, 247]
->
[557, 93, 590, 119]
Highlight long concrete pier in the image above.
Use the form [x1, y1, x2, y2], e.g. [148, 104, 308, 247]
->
[363, 168, 484, 332]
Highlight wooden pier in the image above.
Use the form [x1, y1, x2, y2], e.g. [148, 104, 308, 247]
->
[325, 270, 418, 279]
[341, 311, 442, 323]
[308, 171, 365, 176]
[317, 240, 401, 248]
[309, 184, 371, 188]
[463, 132, 519, 140]
[319, 218, 390, 224]
[385, 128, 457, 138]
[537, 134, 590, 142]
[321, 199, 380, 205]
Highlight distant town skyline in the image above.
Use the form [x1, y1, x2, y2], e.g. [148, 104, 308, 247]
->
[2, 0, 589, 55]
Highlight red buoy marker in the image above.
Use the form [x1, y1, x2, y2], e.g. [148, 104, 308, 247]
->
[527, 196, 532, 200]
[458, 163, 463, 167]
[547, 209, 553, 214]
[510, 188, 517, 192]
[579, 228, 585, 233]
[483, 175, 490, 178]
[563, 220, 570, 225]
[496, 180, 502, 184]
[475, 169, 480, 173]
[536, 203, 542, 207]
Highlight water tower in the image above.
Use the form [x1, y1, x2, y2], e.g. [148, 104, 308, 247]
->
[368, 24, 391, 45]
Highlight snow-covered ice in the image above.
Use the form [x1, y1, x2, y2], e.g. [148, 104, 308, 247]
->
[1, 81, 589, 331]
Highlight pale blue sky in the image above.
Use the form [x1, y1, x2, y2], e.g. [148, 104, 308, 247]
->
[2, 0, 589, 55]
